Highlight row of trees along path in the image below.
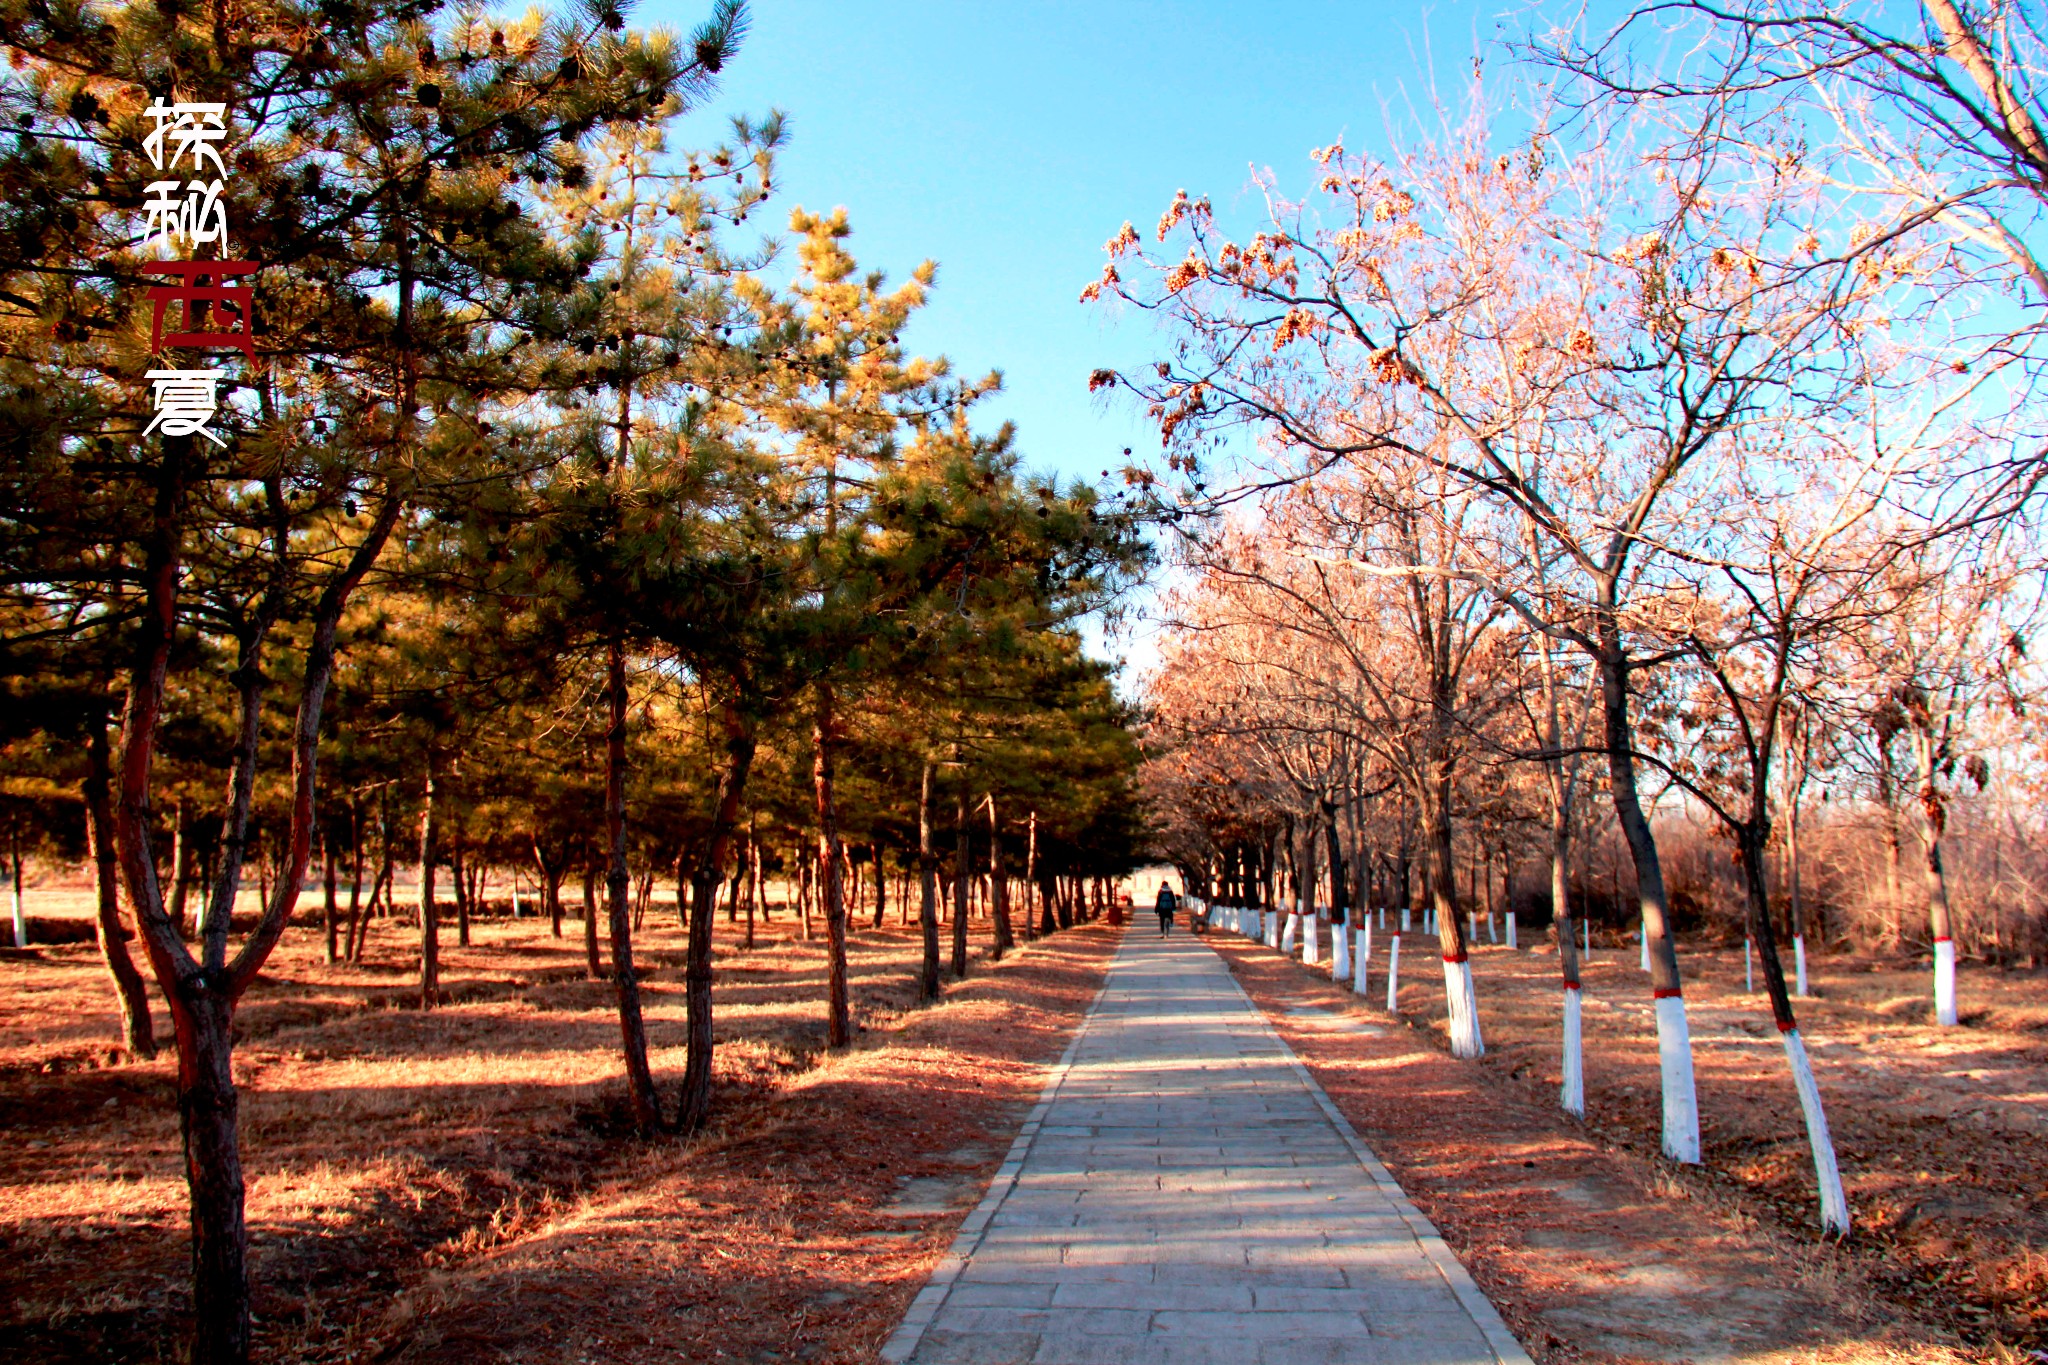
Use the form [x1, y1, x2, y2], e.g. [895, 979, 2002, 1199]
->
[1107, 13, 2048, 1247]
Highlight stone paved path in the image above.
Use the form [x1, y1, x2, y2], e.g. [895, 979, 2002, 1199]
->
[883, 929, 1533, 1365]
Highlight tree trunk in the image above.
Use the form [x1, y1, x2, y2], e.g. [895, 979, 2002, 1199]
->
[1423, 776, 1482, 1059]
[813, 688, 851, 1048]
[581, 866, 602, 981]
[918, 761, 941, 1002]
[872, 842, 887, 929]
[256, 844, 270, 926]
[604, 636, 659, 1131]
[951, 795, 971, 978]
[418, 760, 439, 1010]
[1552, 817, 1584, 1116]
[745, 829, 760, 949]
[451, 834, 471, 949]
[676, 706, 757, 1136]
[1595, 621, 1700, 1163]
[1322, 800, 1349, 930]
[1787, 790, 1809, 994]
[534, 842, 563, 939]
[1912, 733, 1960, 1026]
[167, 803, 192, 939]
[1736, 823, 1849, 1233]
[1481, 846, 1496, 939]
[1878, 757, 1904, 946]
[350, 808, 392, 964]
[86, 714, 156, 1058]
[988, 796, 1014, 959]
[721, 863, 742, 928]
[344, 800, 365, 964]
[798, 855, 813, 940]
[322, 827, 339, 965]
[175, 992, 249, 1365]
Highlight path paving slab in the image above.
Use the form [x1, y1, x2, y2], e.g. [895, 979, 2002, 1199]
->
[882, 931, 1533, 1365]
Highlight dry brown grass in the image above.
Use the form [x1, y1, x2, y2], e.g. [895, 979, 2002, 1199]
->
[0, 886, 1122, 1364]
[1221, 925, 2048, 1362]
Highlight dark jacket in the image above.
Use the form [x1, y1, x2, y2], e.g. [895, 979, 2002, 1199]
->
[1155, 888, 1178, 915]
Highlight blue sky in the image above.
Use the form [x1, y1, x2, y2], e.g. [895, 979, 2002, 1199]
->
[662, 1, 1499, 477]
[646, 1, 1502, 668]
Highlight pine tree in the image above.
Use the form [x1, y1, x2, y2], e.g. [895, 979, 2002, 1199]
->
[0, 1, 750, 1358]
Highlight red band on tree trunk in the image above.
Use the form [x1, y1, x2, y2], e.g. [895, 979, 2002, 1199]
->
[1652, 987, 1683, 999]
[1563, 979, 1581, 991]
[1776, 1018, 1796, 1032]
[1935, 935, 1953, 943]
[1443, 952, 1468, 964]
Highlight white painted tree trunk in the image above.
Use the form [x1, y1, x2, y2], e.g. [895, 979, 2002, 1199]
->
[1745, 937, 1754, 992]
[1781, 1026, 1850, 1234]
[1280, 911, 1299, 955]
[1353, 927, 1372, 997]
[1654, 994, 1702, 1163]
[1487, 913, 1498, 945]
[1400, 907, 1411, 932]
[1443, 955, 1484, 1059]
[1582, 918, 1591, 959]
[511, 872, 522, 919]
[1794, 935, 1808, 997]
[1934, 938, 1957, 1026]
[1301, 913, 1319, 966]
[1639, 927, 1650, 973]
[1264, 909, 1278, 947]
[1561, 984, 1585, 1117]
[9, 847, 23, 948]
[1385, 935, 1401, 1011]
[1332, 918, 1350, 979]
[1506, 913, 1518, 949]
[1468, 911, 1478, 944]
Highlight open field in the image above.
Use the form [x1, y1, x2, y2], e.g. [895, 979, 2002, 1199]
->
[1214, 919, 2048, 1362]
[0, 883, 1121, 1364]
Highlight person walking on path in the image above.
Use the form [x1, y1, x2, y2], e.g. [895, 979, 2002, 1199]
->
[1154, 881, 1178, 936]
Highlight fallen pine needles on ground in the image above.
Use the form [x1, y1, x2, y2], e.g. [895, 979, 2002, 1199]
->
[0, 907, 1122, 1364]
[1211, 930, 2005, 1365]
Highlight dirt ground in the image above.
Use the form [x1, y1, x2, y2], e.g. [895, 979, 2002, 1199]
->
[1210, 918, 2048, 1365]
[9, 879, 2043, 1365]
[0, 884, 1121, 1364]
